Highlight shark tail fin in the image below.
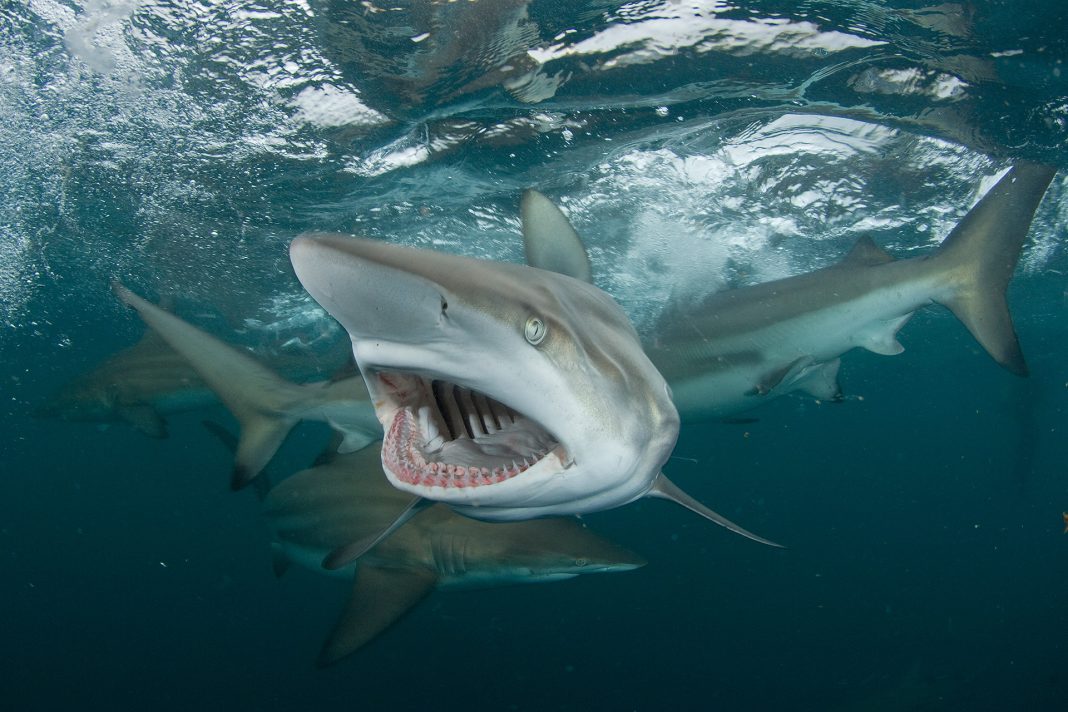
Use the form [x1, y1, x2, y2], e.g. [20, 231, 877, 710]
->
[112, 282, 314, 487]
[646, 473, 784, 548]
[201, 420, 274, 499]
[230, 413, 298, 491]
[931, 163, 1056, 376]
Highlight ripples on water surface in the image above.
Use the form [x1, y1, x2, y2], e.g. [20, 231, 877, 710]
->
[3, 2, 1068, 710]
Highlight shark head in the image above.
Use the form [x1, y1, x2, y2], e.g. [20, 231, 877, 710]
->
[435, 516, 648, 587]
[289, 232, 680, 521]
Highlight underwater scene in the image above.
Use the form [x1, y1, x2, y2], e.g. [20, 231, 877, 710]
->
[4, 1, 1068, 709]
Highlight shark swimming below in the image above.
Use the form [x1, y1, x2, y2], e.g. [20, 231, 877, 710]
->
[258, 441, 647, 666]
[519, 162, 1057, 420]
[289, 232, 778, 545]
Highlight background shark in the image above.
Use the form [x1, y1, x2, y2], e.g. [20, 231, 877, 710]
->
[111, 283, 382, 488]
[33, 329, 213, 438]
[260, 442, 647, 666]
[34, 311, 352, 439]
[520, 163, 1057, 420]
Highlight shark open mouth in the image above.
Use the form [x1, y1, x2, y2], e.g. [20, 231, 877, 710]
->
[378, 373, 565, 489]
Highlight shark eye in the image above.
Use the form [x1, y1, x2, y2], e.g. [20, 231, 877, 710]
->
[574, 558, 589, 568]
[524, 316, 547, 345]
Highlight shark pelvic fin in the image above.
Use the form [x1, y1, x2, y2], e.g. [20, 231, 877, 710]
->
[520, 189, 593, 283]
[646, 472, 784, 548]
[797, 358, 843, 401]
[858, 314, 910, 356]
[318, 565, 437, 667]
[747, 356, 814, 397]
[933, 162, 1057, 377]
[321, 496, 433, 571]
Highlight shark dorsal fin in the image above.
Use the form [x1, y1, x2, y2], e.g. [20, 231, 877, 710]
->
[839, 235, 894, 268]
[645, 473, 784, 548]
[322, 496, 433, 571]
[317, 565, 437, 667]
[520, 189, 593, 283]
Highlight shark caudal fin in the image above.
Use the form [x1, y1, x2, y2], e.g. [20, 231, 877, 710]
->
[932, 162, 1056, 376]
[112, 282, 308, 489]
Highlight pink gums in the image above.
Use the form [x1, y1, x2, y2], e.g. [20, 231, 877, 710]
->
[383, 409, 528, 489]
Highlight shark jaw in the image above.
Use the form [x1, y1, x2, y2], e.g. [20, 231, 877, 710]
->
[373, 370, 568, 492]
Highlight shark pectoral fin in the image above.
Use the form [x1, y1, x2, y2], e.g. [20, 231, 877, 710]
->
[231, 413, 298, 491]
[646, 473, 784, 548]
[520, 189, 593, 283]
[798, 358, 843, 401]
[117, 403, 168, 438]
[932, 162, 1057, 377]
[270, 542, 291, 578]
[322, 496, 433, 571]
[318, 566, 437, 667]
[859, 315, 910, 356]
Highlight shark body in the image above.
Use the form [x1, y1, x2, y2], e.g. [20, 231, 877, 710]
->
[262, 443, 646, 666]
[33, 331, 214, 438]
[520, 163, 1057, 420]
[288, 233, 773, 543]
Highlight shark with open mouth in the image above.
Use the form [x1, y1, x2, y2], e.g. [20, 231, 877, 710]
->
[289, 232, 776, 544]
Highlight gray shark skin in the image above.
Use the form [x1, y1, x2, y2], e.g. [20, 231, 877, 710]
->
[263, 444, 646, 666]
[33, 330, 213, 438]
[111, 283, 381, 489]
[520, 163, 1057, 420]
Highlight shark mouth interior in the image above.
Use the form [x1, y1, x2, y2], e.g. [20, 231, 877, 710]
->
[379, 373, 564, 489]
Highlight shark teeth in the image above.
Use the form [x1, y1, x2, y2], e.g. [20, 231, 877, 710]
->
[376, 372, 562, 490]
[382, 405, 555, 491]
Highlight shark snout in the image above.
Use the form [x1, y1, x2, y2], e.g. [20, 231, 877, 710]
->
[290, 233, 449, 344]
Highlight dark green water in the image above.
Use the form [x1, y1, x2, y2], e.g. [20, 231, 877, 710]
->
[3, 1, 1068, 710]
